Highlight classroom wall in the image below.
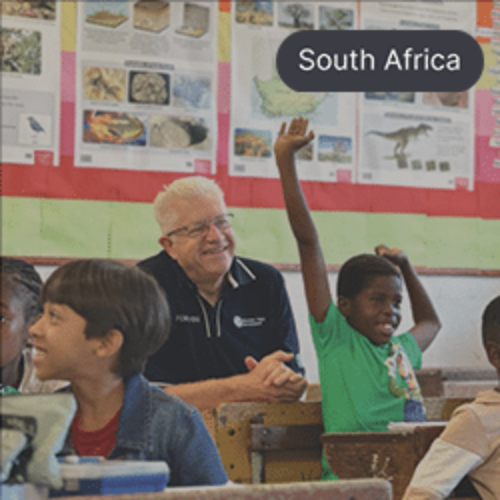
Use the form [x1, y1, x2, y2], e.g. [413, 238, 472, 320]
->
[36, 265, 500, 384]
[3, 1, 500, 271]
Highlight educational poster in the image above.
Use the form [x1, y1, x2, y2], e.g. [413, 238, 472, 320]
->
[360, 1, 475, 33]
[74, 0, 217, 173]
[229, 1, 357, 182]
[477, 1, 500, 183]
[0, 1, 61, 166]
[358, 1, 476, 190]
[2, 0, 499, 251]
[360, 112, 472, 189]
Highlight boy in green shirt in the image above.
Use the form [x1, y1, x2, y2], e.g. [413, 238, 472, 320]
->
[274, 118, 442, 480]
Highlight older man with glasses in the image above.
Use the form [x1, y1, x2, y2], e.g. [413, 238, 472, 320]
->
[138, 176, 307, 410]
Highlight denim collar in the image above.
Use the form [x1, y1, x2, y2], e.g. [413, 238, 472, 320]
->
[111, 374, 153, 455]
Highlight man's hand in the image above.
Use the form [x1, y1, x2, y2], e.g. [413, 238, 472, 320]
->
[164, 350, 308, 410]
[375, 244, 409, 270]
[274, 118, 315, 159]
[242, 351, 307, 402]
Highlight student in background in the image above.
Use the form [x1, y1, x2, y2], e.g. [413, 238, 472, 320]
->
[29, 259, 228, 487]
[403, 296, 500, 500]
[1, 257, 66, 394]
[274, 118, 441, 480]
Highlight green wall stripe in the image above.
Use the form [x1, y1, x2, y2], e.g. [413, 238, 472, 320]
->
[3, 197, 500, 269]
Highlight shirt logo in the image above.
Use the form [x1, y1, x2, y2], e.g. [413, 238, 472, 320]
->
[233, 315, 266, 328]
[175, 314, 201, 323]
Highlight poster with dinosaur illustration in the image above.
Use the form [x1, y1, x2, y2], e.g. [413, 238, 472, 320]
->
[229, 0, 357, 181]
[358, 0, 476, 190]
[359, 112, 472, 189]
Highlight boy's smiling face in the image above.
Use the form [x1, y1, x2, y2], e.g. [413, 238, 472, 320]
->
[30, 302, 102, 382]
[339, 274, 403, 346]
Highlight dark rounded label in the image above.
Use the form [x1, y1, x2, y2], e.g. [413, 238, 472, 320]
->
[276, 30, 484, 92]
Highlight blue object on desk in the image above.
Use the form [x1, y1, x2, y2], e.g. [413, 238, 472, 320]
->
[58, 456, 102, 464]
[49, 460, 169, 497]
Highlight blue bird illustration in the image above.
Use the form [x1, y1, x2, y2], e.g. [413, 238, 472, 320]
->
[28, 116, 45, 134]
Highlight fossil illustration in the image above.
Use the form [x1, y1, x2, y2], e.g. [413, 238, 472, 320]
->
[130, 72, 168, 105]
[150, 116, 209, 150]
[83, 67, 126, 102]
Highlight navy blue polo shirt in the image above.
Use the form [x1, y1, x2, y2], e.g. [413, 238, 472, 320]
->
[138, 251, 304, 383]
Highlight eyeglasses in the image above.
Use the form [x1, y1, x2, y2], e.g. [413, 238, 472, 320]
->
[166, 213, 234, 239]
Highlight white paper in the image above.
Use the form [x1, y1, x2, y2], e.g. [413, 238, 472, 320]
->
[74, 0, 217, 174]
[0, 1, 61, 166]
[230, 1, 357, 182]
[358, 1, 476, 190]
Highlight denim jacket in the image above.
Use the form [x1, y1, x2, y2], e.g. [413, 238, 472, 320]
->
[62, 374, 228, 487]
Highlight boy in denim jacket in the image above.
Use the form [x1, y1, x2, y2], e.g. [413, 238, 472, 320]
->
[29, 259, 228, 487]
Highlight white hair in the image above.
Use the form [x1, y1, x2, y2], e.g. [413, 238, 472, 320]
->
[153, 176, 225, 235]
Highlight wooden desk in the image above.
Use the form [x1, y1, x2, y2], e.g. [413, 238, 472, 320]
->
[53, 479, 393, 500]
[321, 425, 479, 500]
[322, 425, 445, 500]
[204, 402, 323, 484]
[249, 423, 323, 483]
[202, 372, 490, 488]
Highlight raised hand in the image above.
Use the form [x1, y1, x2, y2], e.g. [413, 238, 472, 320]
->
[274, 117, 315, 159]
[375, 245, 441, 352]
[375, 245, 409, 269]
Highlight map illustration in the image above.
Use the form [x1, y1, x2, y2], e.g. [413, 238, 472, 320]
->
[252, 65, 338, 126]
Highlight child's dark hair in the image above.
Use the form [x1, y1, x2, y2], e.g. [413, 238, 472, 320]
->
[337, 254, 401, 299]
[41, 259, 171, 378]
[482, 295, 500, 345]
[1, 257, 43, 325]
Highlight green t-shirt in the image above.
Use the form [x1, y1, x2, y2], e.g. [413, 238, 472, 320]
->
[310, 301, 423, 479]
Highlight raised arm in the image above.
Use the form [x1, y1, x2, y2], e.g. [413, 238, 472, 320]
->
[376, 245, 441, 351]
[274, 118, 331, 322]
[164, 350, 307, 410]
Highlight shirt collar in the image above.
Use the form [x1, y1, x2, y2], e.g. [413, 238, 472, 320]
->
[227, 258, 257, 289]
[475, 388, 500, 404]
[161, 250, 256, 290]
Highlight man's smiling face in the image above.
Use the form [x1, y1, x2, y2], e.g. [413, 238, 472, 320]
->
[161, 194, 236, 287]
